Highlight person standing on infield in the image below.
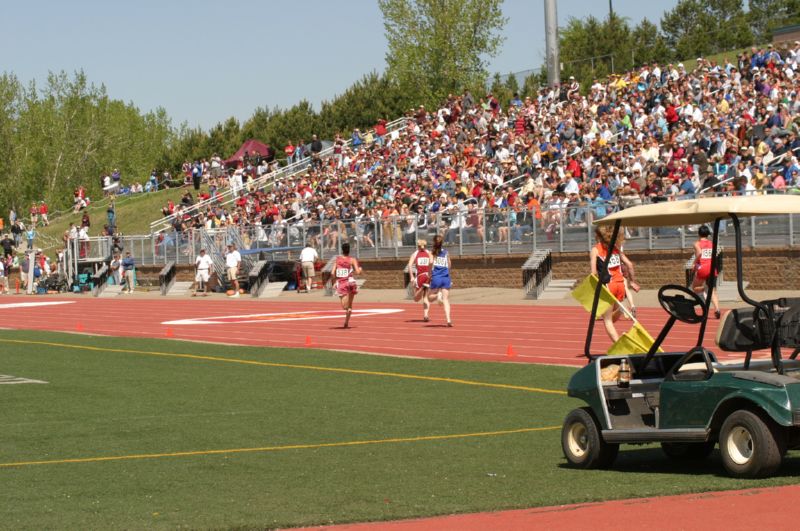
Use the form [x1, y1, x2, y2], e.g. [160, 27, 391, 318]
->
[427, 234, 453, 327]
[299, 243, 319, 292]
[406, 239, 433, 322]
[194, 248, 214, 296]
[121, 251, 136, 293]
[225, 243, 242, 297]
[334, 242, 362, 328]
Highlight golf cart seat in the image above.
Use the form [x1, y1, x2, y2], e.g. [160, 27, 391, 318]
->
[716, 299, 800, 352]
[715, 308, 770, 352]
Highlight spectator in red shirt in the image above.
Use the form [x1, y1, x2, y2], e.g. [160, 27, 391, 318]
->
[284, 141, 295, 164]
[38, 201, 49, 226]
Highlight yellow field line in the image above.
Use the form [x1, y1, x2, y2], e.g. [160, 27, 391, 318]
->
[0, 338, 567, 396]
[0, 426, 560, 468]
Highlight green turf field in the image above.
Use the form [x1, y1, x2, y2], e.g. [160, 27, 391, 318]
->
[1, 330, 799, 529]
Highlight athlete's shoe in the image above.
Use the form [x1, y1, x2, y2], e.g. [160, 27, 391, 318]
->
[232, 292, 240, 298]
[423, 316, 430, 322]
[436, 292, 443, 305]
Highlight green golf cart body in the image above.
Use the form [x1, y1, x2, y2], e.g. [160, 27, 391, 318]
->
[561, 195, 800, 478]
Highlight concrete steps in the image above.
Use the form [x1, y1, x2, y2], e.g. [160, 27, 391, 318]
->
[98, 284, 124, 298]
[166, 281, 194, 297]
[254, 281, 287, 298]
[537, 279, 577, 300]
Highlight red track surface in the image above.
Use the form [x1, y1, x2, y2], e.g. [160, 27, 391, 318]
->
[308, 485, 800, 531]
[0, 295, 751, 365]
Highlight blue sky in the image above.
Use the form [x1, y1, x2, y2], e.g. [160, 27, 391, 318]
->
[1, 0, 678, 130]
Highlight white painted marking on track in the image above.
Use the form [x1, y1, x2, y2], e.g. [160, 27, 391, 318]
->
[0, 374, 48, 385]
[0, 301, 75, 310]
[162, 308, 404, 326]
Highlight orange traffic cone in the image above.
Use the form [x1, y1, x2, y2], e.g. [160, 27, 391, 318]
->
[506, 343, 516, 358]
[166, 327, 174, 338]
[76, 322, 84, 332]
[304, 336, 313, 347]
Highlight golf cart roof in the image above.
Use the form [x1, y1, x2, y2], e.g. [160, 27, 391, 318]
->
[596, 195, 800, 228]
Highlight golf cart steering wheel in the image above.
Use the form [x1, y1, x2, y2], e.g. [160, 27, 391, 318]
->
[658, 285, 705, 324]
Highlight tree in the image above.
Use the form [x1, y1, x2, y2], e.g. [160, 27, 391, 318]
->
[521, 71, 543, 98]
[379, 0, 507, 104]
[660, 0, 752, 60]
[748, 0, 800, 44]
[558, 14, 633, 85]
[631, 18, 671, 66]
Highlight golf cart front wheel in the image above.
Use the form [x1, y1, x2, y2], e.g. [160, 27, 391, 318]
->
[561, 408, 618, 469]
[719, 410, 785, 478]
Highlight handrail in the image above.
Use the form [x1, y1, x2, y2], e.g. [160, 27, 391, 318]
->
[248, 260, 271, 297]
[148, 117, 409, 234]
[91, 264, 110, 298]
[159, 261, 177, 296]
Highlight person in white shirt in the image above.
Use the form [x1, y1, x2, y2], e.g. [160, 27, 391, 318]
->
[298, 244, 319, 292]
[225, 243, 242, 297]
[194, 248, 214, 296]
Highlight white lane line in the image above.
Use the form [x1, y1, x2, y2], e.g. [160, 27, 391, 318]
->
[162, 308, 404, 325]
[0, 301, 76, 310]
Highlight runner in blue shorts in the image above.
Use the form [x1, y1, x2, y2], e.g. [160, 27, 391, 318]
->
[427, 234, 453, 327]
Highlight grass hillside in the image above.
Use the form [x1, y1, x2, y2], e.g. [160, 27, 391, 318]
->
[682, 46, 754, 71]
[34, 185, 208, 250]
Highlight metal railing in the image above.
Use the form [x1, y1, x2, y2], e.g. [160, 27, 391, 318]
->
[59, 195, 800, 273]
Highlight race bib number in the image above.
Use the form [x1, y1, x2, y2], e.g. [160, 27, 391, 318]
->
[700, 248, 713, 259]
[417, 257, 430, 266]
[434, 256, 448, 268]
[606, 253, 620, 268]
[335, 268, 350, 278]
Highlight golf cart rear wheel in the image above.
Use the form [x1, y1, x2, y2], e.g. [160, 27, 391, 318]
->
[561, 408, 618, 469]
[719, 410, 785, 478]
[661, 441, 715, 460]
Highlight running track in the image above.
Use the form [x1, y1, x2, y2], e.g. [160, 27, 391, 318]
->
[0, 295, 746, 365]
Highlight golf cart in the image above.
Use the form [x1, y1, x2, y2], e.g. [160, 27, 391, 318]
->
[562, 195, 800, 478]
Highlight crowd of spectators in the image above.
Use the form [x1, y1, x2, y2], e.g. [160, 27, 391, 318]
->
[7, 41, 800, 290]
[159, 41, 800, 251]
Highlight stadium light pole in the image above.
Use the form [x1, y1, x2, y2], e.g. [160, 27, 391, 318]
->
[544, 0, 560, 87]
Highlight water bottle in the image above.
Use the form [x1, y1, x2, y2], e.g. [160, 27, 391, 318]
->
[618, 358, 631, 388]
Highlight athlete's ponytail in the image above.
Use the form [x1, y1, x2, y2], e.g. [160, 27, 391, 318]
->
[432, 234, 444, 256]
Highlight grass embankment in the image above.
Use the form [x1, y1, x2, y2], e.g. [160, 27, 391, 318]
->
[35, 185, 208, 249]
[2, 330, 799, 528]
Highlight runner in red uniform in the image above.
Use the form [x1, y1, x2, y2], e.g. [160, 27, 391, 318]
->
[335, 242, 362, 328]
[590, 225, 639, 342]
[692, 225, 721, 318]
[406, 239, 433, 321]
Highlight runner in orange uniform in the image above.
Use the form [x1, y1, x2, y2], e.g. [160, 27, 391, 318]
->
[590, 225, 639, 342]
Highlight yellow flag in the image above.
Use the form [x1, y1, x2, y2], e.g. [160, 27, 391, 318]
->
[572, 274, 617, 316]
[607, 322, 663, 355]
